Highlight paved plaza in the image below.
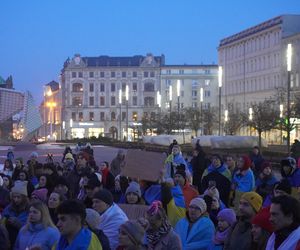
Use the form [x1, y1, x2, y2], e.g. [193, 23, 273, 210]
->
[0, 143, 123, 167]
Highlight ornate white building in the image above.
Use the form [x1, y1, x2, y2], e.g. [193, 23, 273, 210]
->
[60, 53, 164, 140]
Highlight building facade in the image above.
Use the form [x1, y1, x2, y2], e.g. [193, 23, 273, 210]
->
[60, 54, 164, 140]
[218, 15, 300, 141]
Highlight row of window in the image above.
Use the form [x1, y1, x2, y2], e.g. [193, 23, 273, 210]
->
[72, 82, 155, 92]
[71, 111, 155, 122]
[72, 96, 156, 107]
[220, 31, 281, 59]
[164, 69, 211, 75]
[71, 71, 156, 78]
[225, 53, 281, 77]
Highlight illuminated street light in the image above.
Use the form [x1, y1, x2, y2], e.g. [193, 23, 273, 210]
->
[287, 43, 292, 153]
[126, 85, 129, 140]
[119, 89, 122, 141]
[218, 66, 223, 135]
[224, 109, 228, 122]
[249, 107, 253, 121]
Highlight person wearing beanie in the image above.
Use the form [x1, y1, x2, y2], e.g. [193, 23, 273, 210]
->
[224, 192, 262, 250]
[173, 169, 199, 208]
[2, 181, 30, 244]
[62, 152, 75, 173]
[232, 156, 255, 212]
[251, 207, 273, 250]
[145, 200, 181, 250]
[54, 200, 102, 250]
[266, 195, 300, 250]
[117, 220, 145, 250]
[31, 188, 48, 203]
[175, 197, 214, 249]
[125, 181, 144, 205]
[280, 157, 300, 199]
[204, 186, 226, 227]
[210, 208, 237, 250]
[53, 176, 70, 199]
[85, 208, 110, 250]
[93, 189, 128, 250]
[27, 151, 42, 177]
[201, 154, 232, 206]
[255, 161, 278, 202]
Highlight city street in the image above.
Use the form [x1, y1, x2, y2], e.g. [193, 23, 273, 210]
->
[0, 143, 123, 168]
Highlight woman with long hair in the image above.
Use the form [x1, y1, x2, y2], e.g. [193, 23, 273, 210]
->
[2, 159, 14, 177]
[14, 201, 60, 250]
[47, 192, 65, 225]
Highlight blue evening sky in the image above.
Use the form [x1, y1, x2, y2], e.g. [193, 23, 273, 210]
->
[1, 0, 300, 104]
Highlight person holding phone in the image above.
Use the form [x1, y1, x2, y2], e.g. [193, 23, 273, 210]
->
[201, 154, 232, 206]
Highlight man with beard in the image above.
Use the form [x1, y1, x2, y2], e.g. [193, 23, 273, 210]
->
[224, 191, 262, 250]
[266, 195, 300, 250]
[2, 181, 29, 244]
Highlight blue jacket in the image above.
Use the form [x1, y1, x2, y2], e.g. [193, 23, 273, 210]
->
[233, 169, 255, 192]
[54, 228, 102, 250]
[14, 223, 60, 250]
[174, 215, 215, 250]
[2, 205, 28, 227]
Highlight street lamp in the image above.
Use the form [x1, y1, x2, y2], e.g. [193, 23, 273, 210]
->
[218, 66, 223, 136]
[119, 89, 122, 141]
[177, 80, 180, 132]
[200, 87, 204, 135]
[249, 107, 253, 136]
[125, 84, 129, 141]
[280, 104, 283, 144]
[46, 101, 57, 139]
[287, 43, 292, 154]
[224, 109, 228, 122]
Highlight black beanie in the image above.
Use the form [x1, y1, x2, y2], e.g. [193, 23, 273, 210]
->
[93, 189, 113, 206]
[274, 179, 292, 195]
[174, 169, 186, 179]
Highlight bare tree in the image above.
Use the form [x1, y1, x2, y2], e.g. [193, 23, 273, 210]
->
[185, 107, 202, 136]
[223, 103, 247, 135]
[248, 100, 279, 150]
[202, 107, 217, 135]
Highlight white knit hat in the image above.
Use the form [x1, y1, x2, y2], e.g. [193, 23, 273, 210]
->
[189, 197, 207, 213]
[11, 180, 28, 196]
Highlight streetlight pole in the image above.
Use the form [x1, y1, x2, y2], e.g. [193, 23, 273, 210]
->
[169, 85, 172, 133]
[126, 85, 129, 141]
[224, 109, 228, 135]
[157, 91, 161, 133]
[119, 89, 122, 141]
[218, 66, 223, 136]
[287, 43, 292, 154]
[177, 80, 180, 133]
[200, 87, 203, 135]
[249, 107, 253, 136]
[280, 104, 283, 145]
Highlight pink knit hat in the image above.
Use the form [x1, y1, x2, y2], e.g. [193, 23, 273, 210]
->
[31, 188, 48, 203]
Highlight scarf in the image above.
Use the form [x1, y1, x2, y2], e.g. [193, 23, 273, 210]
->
[56, 228, 91, 250]
[146, 219, 172, 249]
[102, 167, 109, 186]
[214, 227, 231, 245]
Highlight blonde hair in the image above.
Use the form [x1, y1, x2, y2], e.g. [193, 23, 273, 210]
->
[24, 201, 56, 230]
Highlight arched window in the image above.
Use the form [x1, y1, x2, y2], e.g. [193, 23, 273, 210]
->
[72, 83, 83, 92]
[144, 82, 154, 92]
[144, 97, 154, 107]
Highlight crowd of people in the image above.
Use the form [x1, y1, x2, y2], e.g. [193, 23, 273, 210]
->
[0, 141, 299, 250]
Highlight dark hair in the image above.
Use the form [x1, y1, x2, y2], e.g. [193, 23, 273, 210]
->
[4, 159, 14, 171]
[271, 195, 300, 225]
[19, 170, 29, 180]
[56, 200, 86, 223]
[1, 174, 13, 189]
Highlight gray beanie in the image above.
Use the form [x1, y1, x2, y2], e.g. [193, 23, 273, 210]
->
[85, 208, 101, 230]
[11, 180, 28, 196]
[125, 182, 141, 198]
